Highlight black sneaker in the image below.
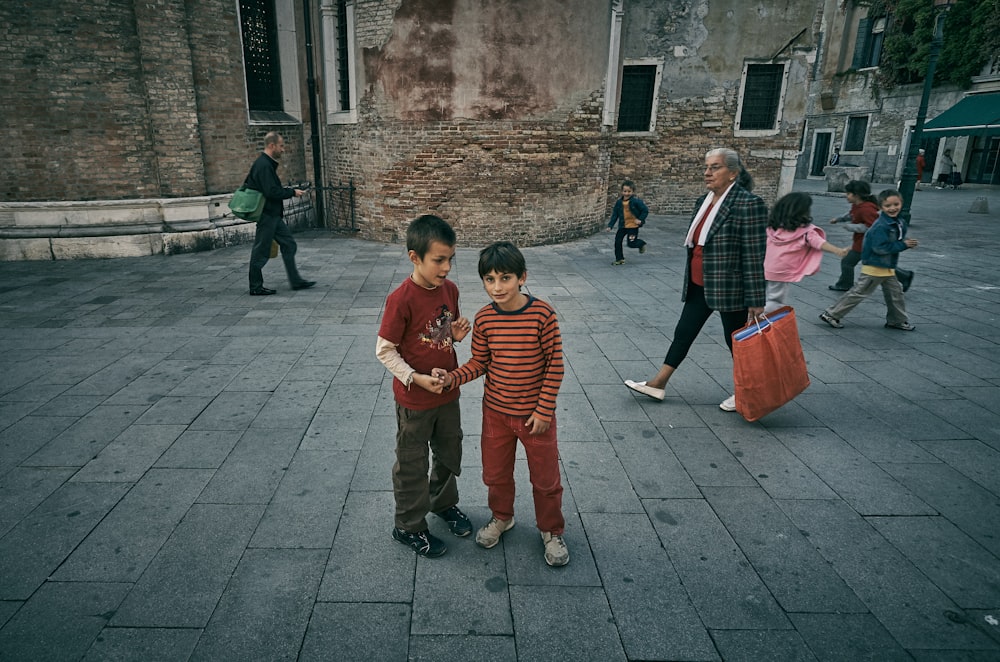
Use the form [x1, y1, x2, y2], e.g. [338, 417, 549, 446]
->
[392, 527, 447, 557]
[435, 505, 473, 537]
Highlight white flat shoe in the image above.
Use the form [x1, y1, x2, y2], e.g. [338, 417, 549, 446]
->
[625, 379, 665, 401]
[719, 395, 737, 411]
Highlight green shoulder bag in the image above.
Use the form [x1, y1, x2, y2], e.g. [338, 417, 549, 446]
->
[229, 186, 265, 221]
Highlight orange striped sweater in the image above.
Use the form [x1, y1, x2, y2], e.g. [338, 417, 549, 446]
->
[449, 297, 563, 422]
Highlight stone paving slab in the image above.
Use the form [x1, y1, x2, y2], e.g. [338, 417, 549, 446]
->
[0, 179, 999, 659]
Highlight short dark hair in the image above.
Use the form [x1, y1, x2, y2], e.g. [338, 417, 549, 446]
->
[622, 179, 635, 190]
[877, 189, 902, 206]
[406, 214, 456, 257]
[478, 241, 526, 279]
[768, 192, 813, 231]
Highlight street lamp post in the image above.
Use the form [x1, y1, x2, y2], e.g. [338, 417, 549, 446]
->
[898, 0, 955, 224]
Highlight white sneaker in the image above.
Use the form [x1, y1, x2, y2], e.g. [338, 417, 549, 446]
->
[541, 532, 569, 567]
[475, 516, 514, 549]
[719, 395, 737, 412]
[624, 379, 665, 401]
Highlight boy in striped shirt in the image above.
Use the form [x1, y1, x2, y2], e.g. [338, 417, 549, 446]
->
[436, 241, 569, 566]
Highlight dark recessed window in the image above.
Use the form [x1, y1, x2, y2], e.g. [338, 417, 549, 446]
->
[844, 115, 869, 152]
[336, 0, 351, 111]
[240, 0, 283, 112]
[739, 64, 784, 131]
[618, 65, 657, 132]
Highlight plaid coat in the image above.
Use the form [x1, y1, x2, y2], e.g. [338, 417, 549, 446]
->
[682, 184, 768, 312]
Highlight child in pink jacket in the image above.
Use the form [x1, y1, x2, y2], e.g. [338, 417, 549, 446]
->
[764, 192, 849, 313]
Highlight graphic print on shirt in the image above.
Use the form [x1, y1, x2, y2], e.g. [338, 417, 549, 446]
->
[420, 304, 456, 350]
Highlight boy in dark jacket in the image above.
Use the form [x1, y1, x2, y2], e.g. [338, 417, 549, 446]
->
[606, 180, 650, 265]
[820, 189, 919, 331]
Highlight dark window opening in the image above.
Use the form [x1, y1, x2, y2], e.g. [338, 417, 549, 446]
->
[240, 0, 283, 112]
[852, 16, 888, 69]
[739, 64, 784, 131]
[617, 65, 657, 132]
[844, 116, 868, 152]
[336, 0, 351, 111]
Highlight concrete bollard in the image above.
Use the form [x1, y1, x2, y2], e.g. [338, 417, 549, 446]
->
[969, 197, 989, 214]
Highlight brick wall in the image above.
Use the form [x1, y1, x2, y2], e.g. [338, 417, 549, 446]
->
[0, 0, 308, 204]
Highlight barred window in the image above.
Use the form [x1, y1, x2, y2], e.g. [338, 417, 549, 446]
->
[324, 0, 357, 122]
[335, 0, 351, 111]
[617, 65, 657, 132]
[240, 0, 283, 112]
[738, 64, 785, 131]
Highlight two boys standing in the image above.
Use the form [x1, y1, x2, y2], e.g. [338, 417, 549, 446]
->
[376, 215, 569, 567]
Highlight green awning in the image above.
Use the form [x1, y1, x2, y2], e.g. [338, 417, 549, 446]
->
[922, 93, 1000, 138]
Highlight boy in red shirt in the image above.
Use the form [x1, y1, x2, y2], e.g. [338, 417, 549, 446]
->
[437, 241, 569, 566]
[376, 215, 473, 557]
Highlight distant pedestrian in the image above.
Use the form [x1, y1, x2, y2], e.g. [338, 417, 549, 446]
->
[764, 192, 849, 313]
[245, 132, 315, 295]
[828, 180, 879, 291]
[376, 214, 474, 558]
[606, 179, 650, 265]
[916, 149, 926, 189]
[829, 147, 841, 166]
[936, 149, 956, 188]
[820, 189, 918, 331]
[437, 241, 569, 567]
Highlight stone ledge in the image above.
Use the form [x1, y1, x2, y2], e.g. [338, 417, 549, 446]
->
[0, 195, 313, 261]
[823, 165, 869, 192]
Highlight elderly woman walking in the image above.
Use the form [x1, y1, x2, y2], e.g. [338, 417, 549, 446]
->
[625, 148, 768, 411]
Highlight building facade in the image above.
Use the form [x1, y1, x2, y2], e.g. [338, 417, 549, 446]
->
[1, 0, 821, 260]
[799, 0, 1000, 187]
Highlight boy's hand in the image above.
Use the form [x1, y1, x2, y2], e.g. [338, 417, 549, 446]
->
[525, 414, 550, 435]
[838, 247, 850, 258]
[430, 367, 453, 390]
[413, 372, 444, 394]
[452, 317, 471, 343]
[904, 238, 919, 249]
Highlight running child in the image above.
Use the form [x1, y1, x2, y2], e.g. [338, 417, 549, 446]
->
[764, 192, 849, 313]
[820, 189, 919, 331]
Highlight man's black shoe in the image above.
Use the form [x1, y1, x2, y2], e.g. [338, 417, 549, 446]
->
[291, 281, 316, 290]
[392, 527, 447, 557]
[249, 287, 276, 296]
[435, 505, 473, 537]
[828, 285, 849, 291]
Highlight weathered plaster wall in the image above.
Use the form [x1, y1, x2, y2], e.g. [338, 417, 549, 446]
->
[328, 0, 613, 246]
[608, 0, 817, 214]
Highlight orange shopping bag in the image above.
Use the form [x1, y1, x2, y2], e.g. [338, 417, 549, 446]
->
[731, 305, 810, 422]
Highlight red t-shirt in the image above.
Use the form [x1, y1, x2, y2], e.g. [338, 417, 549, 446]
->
[378, 277, 461, 410]
[689, 201, 715, 286]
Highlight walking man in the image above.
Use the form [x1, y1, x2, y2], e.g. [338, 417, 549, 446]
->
[245, 132, 315, 295]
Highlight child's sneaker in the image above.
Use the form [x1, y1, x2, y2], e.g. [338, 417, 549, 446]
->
[541, 532, 569, 567]
[612, 259, 626, 266]
[819, 312, 844, 329]
[434, 505, 473, 537]
[392, 527, 447, 557]
[475, 516, 514, 549]
[639, 244, 647, 254]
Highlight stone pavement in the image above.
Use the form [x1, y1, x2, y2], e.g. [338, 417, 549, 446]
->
[0, 179, 998, 661]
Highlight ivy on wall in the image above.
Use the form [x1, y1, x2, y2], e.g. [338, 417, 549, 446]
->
[860, 0, 999, 91]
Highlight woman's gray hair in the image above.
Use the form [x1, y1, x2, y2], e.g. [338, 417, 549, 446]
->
[706, 147, 754, 191]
